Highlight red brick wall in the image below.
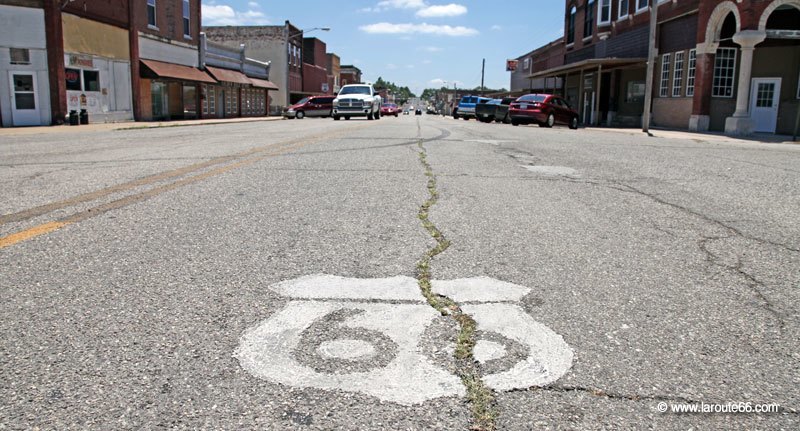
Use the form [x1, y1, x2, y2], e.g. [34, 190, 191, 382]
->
[63, 0, 130, 28]
[134, 0, 200, 45]
[302, 63, 328, 94]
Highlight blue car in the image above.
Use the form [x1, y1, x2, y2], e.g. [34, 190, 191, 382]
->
[454, 95, 491, 120]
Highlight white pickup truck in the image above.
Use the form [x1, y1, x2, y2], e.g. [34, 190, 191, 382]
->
[332, 84, 382, 121]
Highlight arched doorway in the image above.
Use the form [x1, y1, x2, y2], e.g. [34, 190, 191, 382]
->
[751, 1, 800, 134]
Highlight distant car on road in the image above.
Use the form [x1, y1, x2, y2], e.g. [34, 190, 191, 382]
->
[283, 96, 335, 119]
[509, 94, 579, 129]
[381, 103, 400, 117]
[403, 108, 410, 115]
[454, 95, 491, 120]
[415, 108, 422, 115]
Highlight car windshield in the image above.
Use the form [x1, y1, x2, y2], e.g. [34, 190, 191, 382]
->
[295, 97, 310, 105]
[518, 94, 547, 102]
[339, 86, 372, 95]
[486, 100, 501, 105]
[385, 104, 396, 108]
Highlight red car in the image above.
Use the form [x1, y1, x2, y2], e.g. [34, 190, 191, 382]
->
[509, 94, 579, 129]
[380, 103, 400, 117]
[283, 96, 335, 119]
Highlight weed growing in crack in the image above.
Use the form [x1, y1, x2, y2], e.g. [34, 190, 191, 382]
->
[414, 138, 498, 431]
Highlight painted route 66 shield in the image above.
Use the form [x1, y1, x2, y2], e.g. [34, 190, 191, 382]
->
[235, 275, 572, 406]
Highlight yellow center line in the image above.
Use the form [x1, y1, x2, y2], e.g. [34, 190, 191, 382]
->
[0, 122, 374, 249]
[0, 221, 70, 248]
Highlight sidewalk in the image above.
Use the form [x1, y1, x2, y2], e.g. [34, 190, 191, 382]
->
[589, 126, 799, 145]
[0, 116, 284, 137]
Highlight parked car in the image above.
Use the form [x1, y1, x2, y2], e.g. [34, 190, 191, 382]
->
[494, 97, 516, 123]
[283, 96, 335, 119]
[454, 95, 491, 120]
[415, 108, 422, 115]
[381, 103, 400, 117]
[332, 84, 382, 120]
[508, 94, 579, 129]
[403, 108, 410, 115]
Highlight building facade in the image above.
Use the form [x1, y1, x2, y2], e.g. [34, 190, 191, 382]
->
[524, 0, 800, 135]
[204, 21, 302, 113]
[61, 0, 133, 123]
[510, 38, 564, 96]
[339, 65, 361, 86]
[198, 33, 276, 119]
[326, 53, 340, 95]
[0, 1, 51, 127]
[302, 37, 329, 95]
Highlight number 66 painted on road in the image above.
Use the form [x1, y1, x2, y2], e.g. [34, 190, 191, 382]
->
[235, 275, 573, 406]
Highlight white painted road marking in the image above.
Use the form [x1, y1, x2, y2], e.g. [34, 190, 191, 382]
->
[236, 275, 573, 405]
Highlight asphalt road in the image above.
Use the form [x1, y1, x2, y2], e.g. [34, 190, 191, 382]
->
[1, 115, 798, 430]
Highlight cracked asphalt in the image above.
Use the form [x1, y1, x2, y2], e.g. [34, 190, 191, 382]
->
[1, 115, 798, 429]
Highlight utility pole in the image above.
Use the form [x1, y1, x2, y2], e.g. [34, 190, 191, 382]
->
[642, 0, 658, 134]
[480, 58, 485, 94]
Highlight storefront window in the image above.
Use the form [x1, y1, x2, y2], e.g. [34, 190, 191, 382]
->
[183, 84, 197, 119]
[151, 82, 167, 120]
[66, 68, 82, 91]
[83, 70, 100, 92]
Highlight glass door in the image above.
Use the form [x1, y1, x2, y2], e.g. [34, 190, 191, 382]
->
[151, 81, 168, 120]
[9, 72, 40, 126]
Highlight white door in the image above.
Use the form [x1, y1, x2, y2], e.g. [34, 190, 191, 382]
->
[9, 72, 41, 126]
[749, 78, 781, 133]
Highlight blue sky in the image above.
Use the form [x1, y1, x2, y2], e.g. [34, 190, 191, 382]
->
[202, 1, 566, 95]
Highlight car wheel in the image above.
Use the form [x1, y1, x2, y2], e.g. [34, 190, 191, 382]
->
[345, 116, 351, 120]
[453, 113, 459, 120]
[333, 115, 340, 121]
[463, 117, 469, 121]
[503, 114, 511, 124]
[569, 116, 579, 129]
[395, 114, 398, 117]
[545, 113, 555, 128]
[367, 112, 374, 120]
[511, 120, 519, 126]
[375, 109, 380, 120]
[295, 111, 305, 119]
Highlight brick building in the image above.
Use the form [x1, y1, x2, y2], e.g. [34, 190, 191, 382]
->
[339, 65, 362, 87]
[326, 53, 341, 95]
[302, 37, 329, 95]
[509, 38, 564, 96]
[518, 0, 800, 135]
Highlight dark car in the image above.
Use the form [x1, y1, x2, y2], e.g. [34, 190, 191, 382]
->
[476, 97, 516, 124]
[283, 96, 335, 119]
[508, 94, 579, 129]
[380, 103, 400, 117]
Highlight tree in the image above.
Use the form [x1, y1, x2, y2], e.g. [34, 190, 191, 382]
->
[373, 77, 416, 105]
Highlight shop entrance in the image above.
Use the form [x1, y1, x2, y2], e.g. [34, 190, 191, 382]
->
[9, 72, 40, 126]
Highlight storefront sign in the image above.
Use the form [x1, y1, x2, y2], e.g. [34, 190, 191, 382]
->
[69, 54, 94, 68]
[506, 59, 519, 72]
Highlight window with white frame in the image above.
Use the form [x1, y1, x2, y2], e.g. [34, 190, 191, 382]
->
[618, 0, 629, 19]
[598, 0, 611, 25]
[672, 51, 684, 97]
[636, 0, 648, 13]
[686, 49, 696, 96]
[712, 48, 737, 97]
[567, 6, 577, 44]
[182, 0, 190, 37]
[659, 53, 671, 97]
[584, 0, 595, 39]
[523, 57, 530, 71]
[147, 0, 156, 27]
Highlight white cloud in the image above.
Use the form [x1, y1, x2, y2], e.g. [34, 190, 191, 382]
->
[248, 1, 260, 8]
[360, 22, 478, 37]
[415, 4, 467, 18]
[202, 3, 270, 25]
[491, 24, 502, 31]
[419, 46, 443, 52]
[378, 0, 427, 9]
[428, 78, 462, 87]
[406, 64, 415, 69]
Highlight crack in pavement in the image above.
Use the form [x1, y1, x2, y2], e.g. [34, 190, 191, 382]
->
[602, 182, 792, 331]
[527, 384, 699, 404]
[412, 120, 498, 430]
